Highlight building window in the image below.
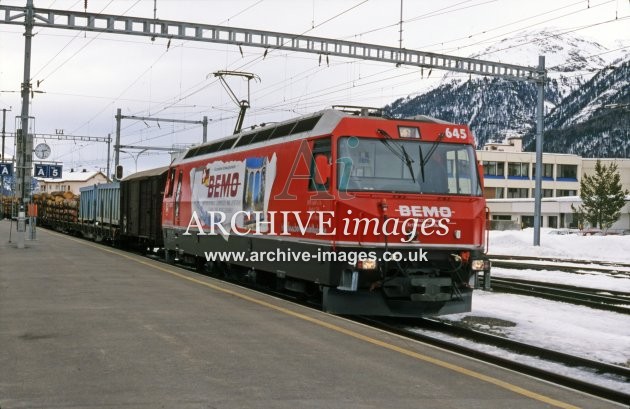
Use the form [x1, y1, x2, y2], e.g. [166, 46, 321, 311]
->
[557, 164, 577, 180]
[507, 187, 528, 198]
[483, 187, 505, 199]
[548, 216, 558, 228]
[483, 161, 504, 178]
[569, 212, 581, 228]
[543, 189, 554, 197]
[557, 189, 577, 197]
[507, 162, 529, 178]
[532, 163, 554, 179]
[521, 216, 542, 228]
[492, 215, 512, 221]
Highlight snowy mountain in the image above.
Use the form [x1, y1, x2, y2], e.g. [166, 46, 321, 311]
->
[525, 60, 629, 157]
[384, 30, 630, 158]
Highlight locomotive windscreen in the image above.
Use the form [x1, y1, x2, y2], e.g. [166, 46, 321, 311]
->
[337, 137, 482, 195]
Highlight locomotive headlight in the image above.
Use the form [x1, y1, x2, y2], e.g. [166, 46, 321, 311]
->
[357, 259, 378, 270]
[471, 259, 490, 271]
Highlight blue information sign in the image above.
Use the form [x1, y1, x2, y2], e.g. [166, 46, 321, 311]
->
[34, 164, 63, 179]
[0, 162, 13, 177]
[50, 165, 62, 178]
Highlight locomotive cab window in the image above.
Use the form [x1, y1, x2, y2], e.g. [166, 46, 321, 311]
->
[174, 170, 183, 221]
[165, 168, 176, 198]
[338, 136, 481, 195]
[309, 138, 331, 191]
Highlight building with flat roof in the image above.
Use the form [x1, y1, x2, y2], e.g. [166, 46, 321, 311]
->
[478, 138, 630, 230]
[479, 137, 582, 200]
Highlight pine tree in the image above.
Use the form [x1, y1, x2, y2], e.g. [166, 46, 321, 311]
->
[572, 160, 629, 230]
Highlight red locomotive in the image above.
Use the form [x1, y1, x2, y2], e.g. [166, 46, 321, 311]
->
[162, 107, 490, 316]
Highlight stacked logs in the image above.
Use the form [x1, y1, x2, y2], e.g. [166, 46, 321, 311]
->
[33, 191, 79, 224]
[0, 196, 17, 219]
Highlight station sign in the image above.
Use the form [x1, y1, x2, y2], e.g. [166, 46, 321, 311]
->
[0, 162, 13, 177]
[34, 164, 63, 179]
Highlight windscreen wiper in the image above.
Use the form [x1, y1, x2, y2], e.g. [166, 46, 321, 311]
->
[377, 129, 415, 184]
[418, 145, 425, 183]
[423, 131, 446, 164]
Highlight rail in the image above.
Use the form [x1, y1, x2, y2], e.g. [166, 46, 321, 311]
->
[491, 277, 630, 314]
[356, 316, 630, 405]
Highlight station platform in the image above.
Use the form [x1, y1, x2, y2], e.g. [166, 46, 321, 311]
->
[0, 219, 622, 409]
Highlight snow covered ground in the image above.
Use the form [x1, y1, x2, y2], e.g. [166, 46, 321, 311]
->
[411, 228, 630, 393]
[435, 292, 630, 393]
[488, 228, 630, 264]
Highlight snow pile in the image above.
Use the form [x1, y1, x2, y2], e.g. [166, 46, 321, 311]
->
[489, 228, 630, 263]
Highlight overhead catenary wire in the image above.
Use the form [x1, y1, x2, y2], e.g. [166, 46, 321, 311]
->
[149, 0, 371, 117]
[32, 0, 137, 86]
[69, 0, 270, 137]
[88, 0, 604, 121]
[126, 12, 628, 146]
[45, 0, 374, 163]
[437, 0, 618, 55]
[344, 0, 496, 40]
[413, 0, 591, 52]
[9, 0, 626, 168]
[135, 0, 623, 124]
[473, 15, 630, 59]
[50, 1, 271, 159]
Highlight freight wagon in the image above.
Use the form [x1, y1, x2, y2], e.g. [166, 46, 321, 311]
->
[37, 167, 167, 250]
[78, 182, 120, 241]
[119, 166, 168, 249]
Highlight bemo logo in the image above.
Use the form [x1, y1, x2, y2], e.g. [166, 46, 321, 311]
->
[396, 205, 453, 218]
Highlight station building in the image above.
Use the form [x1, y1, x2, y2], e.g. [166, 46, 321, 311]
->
[37, 169, 109, 195]
[477, 138, 630, 231]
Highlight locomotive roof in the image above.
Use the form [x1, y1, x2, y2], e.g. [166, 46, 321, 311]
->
[177, 109, 343, 163]
[176, 108, 456, 163]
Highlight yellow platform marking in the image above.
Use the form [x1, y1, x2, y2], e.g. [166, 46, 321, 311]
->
[52, 231, 581, 409]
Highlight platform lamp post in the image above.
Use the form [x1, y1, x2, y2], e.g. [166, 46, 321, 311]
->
[533, 56, 546, 246]
[12, 0, 35, 248]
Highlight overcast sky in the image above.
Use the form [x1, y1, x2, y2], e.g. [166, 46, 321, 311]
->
[0, 0, 628, 175]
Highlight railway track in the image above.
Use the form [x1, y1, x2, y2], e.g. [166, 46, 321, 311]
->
[357, 316, 630, 406]
[490, 277, 630, 314]
[489, 254, 630, 275]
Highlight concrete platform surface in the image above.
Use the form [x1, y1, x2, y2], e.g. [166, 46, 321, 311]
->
[0, 220, 623, 409]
